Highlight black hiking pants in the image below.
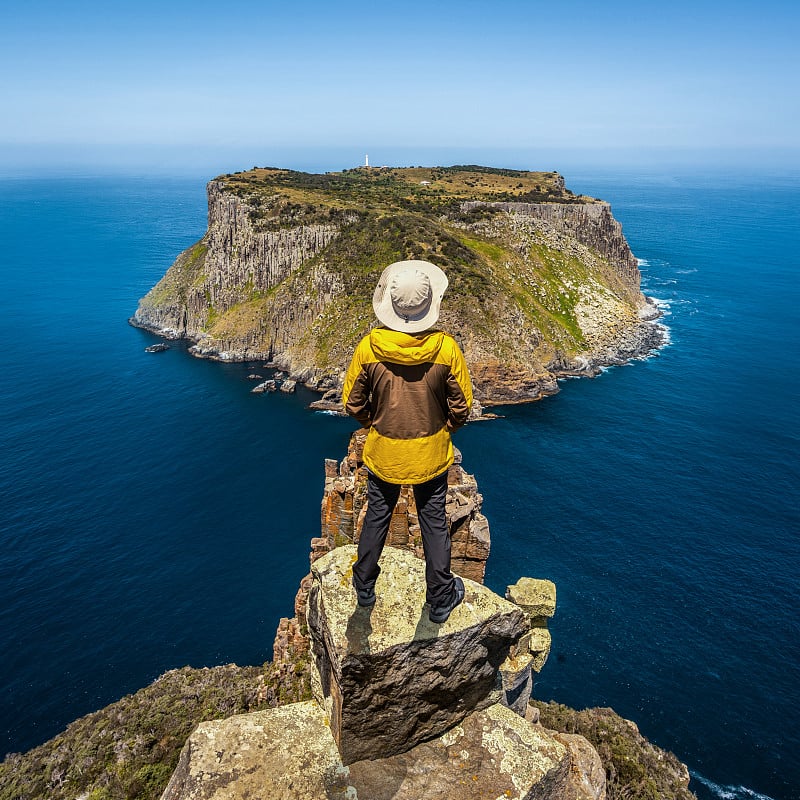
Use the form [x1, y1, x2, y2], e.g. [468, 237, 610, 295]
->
[353, 469, 456, 608]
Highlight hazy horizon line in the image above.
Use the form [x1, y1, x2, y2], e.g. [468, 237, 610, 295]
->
[3, 143, 799, 180]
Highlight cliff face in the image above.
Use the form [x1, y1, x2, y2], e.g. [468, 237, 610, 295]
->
[460, 199, 639, 285]
[131, 166, 665, 405]
[134, 182, 343, 363]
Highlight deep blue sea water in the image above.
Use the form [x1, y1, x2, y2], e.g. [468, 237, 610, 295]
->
[0, 168, 798, 800]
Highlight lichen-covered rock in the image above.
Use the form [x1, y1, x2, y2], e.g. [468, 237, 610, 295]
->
[506, 578, 556, 674]
[549, 731, 607, 800]
[306, 545, 527, 764]
[159, 701, 344, 800]
[506, 577, 557, 622]
[160, 700, 572, 800]
[347, 703, 571, 800]
[530, 627, 553, 673]
[499, 651, 535, 715]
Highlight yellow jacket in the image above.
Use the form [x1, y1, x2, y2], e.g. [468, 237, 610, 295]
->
[342, 327, 473, 484]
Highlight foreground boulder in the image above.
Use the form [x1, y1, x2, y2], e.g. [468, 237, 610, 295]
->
[307, 545, 528, 764]
[161, 699, 572, 800]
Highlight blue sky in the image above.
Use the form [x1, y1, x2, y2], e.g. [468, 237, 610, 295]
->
[1, 0, 798, 172]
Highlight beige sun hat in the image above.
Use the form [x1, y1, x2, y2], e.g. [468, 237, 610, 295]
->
[372, 260, 449, 334]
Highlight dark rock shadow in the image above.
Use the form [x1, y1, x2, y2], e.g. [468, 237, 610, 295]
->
[345, 604, 374, 655]
[344, 755, 410, 800]
[413, 605, 441, 642]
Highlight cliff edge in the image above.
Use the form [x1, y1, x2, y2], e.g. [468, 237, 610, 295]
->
[0, 437, 693, 800]
[160, 545, 582, 800]
[131, 165, 665, 405]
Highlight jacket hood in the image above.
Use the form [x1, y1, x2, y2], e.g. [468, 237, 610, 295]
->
[369, 327, 444, 365]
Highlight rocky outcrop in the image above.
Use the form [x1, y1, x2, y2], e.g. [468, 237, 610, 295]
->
[497, 578, 557, 716]
[161, 700, 573, 800]
[216, 427, 588, 798]
[548, 731, 607, 800]
[307, 546, 528, 763]
[318, 428, 491, 582]
[0, 432, 696, 800]
[507, 577, 557, 674]
[0, 662, 696, 800]
[271, 429, 498, 697]
[160, 543, 588, 799]
[131, 166, 666, 405]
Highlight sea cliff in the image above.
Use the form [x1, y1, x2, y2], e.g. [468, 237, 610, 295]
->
[0, 435, 694, 800]
[131, 165, 665, 405]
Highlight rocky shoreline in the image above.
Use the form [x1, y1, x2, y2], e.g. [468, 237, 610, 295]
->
[131, 300, 668, 414]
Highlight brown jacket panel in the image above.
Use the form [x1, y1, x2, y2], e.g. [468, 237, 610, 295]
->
[365, 361, 451, 440]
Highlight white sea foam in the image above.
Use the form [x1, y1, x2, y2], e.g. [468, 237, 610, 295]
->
[691, 772, 777, 800]
[655, 322, 672, 348]
[648, 297, 672, 311]
[637, 257, 650, 267]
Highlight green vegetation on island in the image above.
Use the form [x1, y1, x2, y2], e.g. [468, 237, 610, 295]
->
[132, 164, 660, 405]
[225, 164, 588, 231]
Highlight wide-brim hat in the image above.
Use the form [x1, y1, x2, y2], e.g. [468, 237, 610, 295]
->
[372, 260, 449, 334]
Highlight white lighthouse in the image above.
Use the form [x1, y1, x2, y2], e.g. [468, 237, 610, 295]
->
[365, 154, 369, 168]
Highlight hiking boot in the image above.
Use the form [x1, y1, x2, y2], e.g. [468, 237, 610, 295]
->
[352, 577, 376, 608]
[429, 576, 465, 623]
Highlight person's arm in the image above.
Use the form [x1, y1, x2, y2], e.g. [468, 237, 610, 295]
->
[445, 338, 473, 431]
[342, 339, 373, 428]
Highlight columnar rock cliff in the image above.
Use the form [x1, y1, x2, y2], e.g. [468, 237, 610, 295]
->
[131, 165, 665, 404]
[271, 430, 556, 705]
[318, 429, 490, 582]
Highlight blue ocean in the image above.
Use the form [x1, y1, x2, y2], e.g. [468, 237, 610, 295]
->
[0, 165, 798, 800]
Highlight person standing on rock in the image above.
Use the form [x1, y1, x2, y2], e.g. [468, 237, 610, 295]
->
[342, 259, 473, 624]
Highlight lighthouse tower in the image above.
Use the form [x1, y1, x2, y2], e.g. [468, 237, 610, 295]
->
[365, 154, 369, 168]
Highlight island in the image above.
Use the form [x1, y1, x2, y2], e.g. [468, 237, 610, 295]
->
[130, 165, 665, 407]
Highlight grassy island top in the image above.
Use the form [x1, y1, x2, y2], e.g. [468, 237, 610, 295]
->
[215, 165, 597, 231]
